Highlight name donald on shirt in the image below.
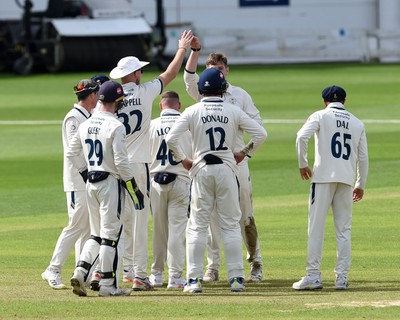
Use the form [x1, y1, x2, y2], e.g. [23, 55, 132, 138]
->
[201, 115, 229, 124]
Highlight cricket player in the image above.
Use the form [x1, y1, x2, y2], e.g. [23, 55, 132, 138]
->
[148, 91, 192, 288]
[67, 80, 144, 297]
[183, 40, 265, 282]
[109, 30, 193, 290]
[166, 68, 267, 293]
[41, 79, 98, 289]
[293, 85, 369, 290]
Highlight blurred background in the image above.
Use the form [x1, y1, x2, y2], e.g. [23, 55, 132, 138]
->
[1, 0, 400, 75]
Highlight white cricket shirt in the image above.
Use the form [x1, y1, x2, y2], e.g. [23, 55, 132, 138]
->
[62, 104, 91, 192]
[166, 97, 267, 177]
[296, 102, 369, 189]
[117, 79, 163, 164]
[66, 110, 134, 182]
[184, 70, 264, 157]
[149, 109, 192, 183]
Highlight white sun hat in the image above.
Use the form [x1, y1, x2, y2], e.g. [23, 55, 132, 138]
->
[110, 56, 150, 79]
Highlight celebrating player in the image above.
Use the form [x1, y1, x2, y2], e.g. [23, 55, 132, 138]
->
[293, 85, 369, 290]
[183, 39, 265, 283]
[41, 79, 98, 289]
[166, 68, 267, 293]
[67, 80, 144, 297]
[148, 91, 192, 288]
[109, 30, 193, 290]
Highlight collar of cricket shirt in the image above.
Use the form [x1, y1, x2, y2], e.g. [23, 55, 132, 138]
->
[328, 102, 345, 110]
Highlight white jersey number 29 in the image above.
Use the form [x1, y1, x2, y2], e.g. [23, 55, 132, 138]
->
[85, 139, 103, 166]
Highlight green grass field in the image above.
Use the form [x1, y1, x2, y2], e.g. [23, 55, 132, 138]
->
[0, 63, 399, 319]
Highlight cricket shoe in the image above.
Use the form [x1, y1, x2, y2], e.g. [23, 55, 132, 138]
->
[230, 277, 246, 292]
[122, 267, 135, 283]
[183, 278, 202, 293]
[41, 268, 67, 290]
[167, 276, 187, 289]
[248, 261, 263, 283]
[132, 277, 155, 291]
[335, 275, 349, 290]
[99, 285, 132, 297]
[70, 269, 87, 296]
[292, 274, 323, 290]
[149, 273, 164, 287]
[202, 269, 219, 283]
[90, 272, 101, 291]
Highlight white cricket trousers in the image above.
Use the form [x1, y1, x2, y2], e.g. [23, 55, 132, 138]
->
[187, 164, 244, 281]
[48, 191, 90, 272]
[206, 162, 262, 270]
[307, 182, 353, 276]
[123, 163, 151, 279]
[150, 178, 189, 278]
[77, 176, 125, 286]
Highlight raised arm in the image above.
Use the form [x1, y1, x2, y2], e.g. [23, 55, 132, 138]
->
[158, 30, 193, 89]
[183, 36, 202, 102]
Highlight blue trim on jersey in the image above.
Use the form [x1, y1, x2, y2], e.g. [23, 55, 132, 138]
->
[187, 180, 192, 218]
[117, 182, 122, 215]
[157, 78, 163, 95]
[202, 99, 224, 103]
[74, 107, 90, 119]
[236, 176, 241, 203]
[184, 68, 196, 74]
[145, 163, 150, 193]
[310, 183, 316, 205]
[162, 113, 180, 117]
[71, 191, 75, 208]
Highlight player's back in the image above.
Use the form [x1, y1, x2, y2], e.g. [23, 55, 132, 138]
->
[312, 104, 365, 185]
[118, 79, 162, 163]
[79, 111, 128, 179]
[185, 98, 242, 166]
[149, 110, 191, 181]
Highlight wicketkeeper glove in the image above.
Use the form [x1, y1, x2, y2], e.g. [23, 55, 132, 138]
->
[125, 178, 145, 210]
[80, 169, 88, 183]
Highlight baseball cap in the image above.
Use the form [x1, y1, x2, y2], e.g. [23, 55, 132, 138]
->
[98, 80, 126, 103]
[198, 68, 227, 95]
[110, 56, 150, 79]
[322, 85, 346, 102]
[91, 74, 110, 86]
[73, 79, 99, 95]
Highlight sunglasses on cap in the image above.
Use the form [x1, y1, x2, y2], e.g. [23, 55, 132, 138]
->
[74, 81, 99, 94]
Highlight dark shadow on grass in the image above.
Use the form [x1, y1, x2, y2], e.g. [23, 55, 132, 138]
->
[114, 279, 400, 298]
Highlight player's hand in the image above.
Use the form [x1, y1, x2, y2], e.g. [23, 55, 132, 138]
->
[299, 167, 312, 180]
[125, 178, 145, 210]
[182, 158, 193, 171]
[178, 30, 193, 51]
[353, 188, 364, 202]
[190, 36, 201, 50]
[234, 151, 246, 164]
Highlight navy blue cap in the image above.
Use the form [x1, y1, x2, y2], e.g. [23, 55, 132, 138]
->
[322, 85, 346, 102]
[91, 74, 110, 86]
[98, 80, 126, 103]
[198, 68, 227, 95]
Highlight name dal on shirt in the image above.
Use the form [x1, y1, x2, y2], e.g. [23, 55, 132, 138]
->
[334, 111, 350, 129]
